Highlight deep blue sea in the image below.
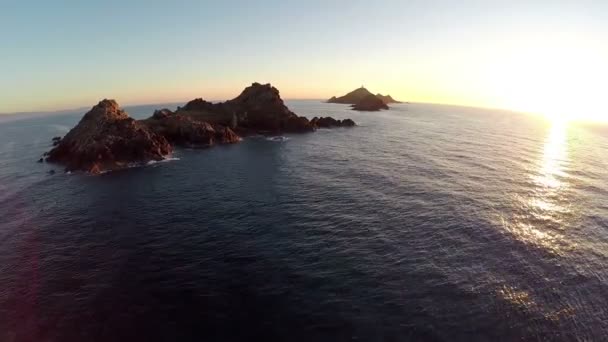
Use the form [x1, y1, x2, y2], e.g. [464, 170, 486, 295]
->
[1, 100, 608, 341]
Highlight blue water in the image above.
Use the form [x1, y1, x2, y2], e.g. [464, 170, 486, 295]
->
[1, 101, 608, 341]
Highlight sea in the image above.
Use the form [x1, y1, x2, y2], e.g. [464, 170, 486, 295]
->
[1, 100, 607, 341]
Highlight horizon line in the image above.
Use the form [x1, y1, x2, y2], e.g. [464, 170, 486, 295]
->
[0, 99, 533, 118]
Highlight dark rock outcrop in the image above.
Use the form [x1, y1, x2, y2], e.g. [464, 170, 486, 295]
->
[142, 113, 240, 147]
[351, 94, 389, 111]
[328, 87, 401, 108]
[228, 83, 315, 133]
[176, 83, 317, 134]
[152, 108, 174, 120]
[327, 87, 375, 104]
[310, 117, 357, 128]
[51, 136, 62, 146]
[341, 118, 356, 127]
[46, 99, 172, 173]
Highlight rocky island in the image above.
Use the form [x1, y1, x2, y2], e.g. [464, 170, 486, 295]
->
[44, 83, 355, 173]
[327, 86, 401, 111]
[351, 94, 389, 111]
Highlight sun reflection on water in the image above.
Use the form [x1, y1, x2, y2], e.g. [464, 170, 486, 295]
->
[496, 284, 576, 322]
[533, 120, 569, 190]
[501, 121, 576, 255]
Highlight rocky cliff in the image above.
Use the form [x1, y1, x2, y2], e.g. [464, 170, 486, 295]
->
[46, 100, 172, 173]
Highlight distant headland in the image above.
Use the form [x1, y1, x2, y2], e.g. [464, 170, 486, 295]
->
[327, 87, 401, 111]
[42, 83, 355, 174]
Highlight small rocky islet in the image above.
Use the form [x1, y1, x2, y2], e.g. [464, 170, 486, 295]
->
[43, 83, 355, 173]
[328, 86, 401, 111]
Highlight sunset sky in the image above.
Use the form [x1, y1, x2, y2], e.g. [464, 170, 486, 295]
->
[1, 0, 606, 120]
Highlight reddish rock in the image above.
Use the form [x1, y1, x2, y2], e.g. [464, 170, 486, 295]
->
[152, 108, 174, 119]
[141, 113, 240, 147]
[177, 83, 318, 134]
[46, 99, 172, 173]
[44, 84, 355, 174]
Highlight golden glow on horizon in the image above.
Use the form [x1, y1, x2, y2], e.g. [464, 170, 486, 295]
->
[489, 43, 607, 123]
[2, 37, 606, 118]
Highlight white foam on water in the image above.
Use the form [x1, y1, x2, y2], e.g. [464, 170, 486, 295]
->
[146, 157, 180, 165]
[266, 136, 290, 142]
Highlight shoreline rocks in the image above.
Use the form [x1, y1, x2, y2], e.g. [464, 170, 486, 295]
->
[310, 117, 356, 128]
[51, 136, 62, 146]
[44, 83, 356, 173]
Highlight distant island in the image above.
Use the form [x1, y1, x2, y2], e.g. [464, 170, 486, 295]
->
[42, 83, 355, 173]
[327, 86, 401, 111]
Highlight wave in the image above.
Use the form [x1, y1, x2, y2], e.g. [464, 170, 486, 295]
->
[266, 136, 290, 142]
[146, 157, 181, 165]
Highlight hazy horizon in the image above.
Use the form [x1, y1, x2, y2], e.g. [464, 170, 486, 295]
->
[1, 1, 607, 121]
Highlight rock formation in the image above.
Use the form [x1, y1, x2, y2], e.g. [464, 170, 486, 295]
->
[141, 109, 240, 147]
[45, 83, 355, 173]
[327, 87, 375, 104]
[310, 117, 356, 128]
[51, 136, 62, 146]
[352, 94, 389, 111]
[176, 83, 316, 134]
[46, 99, 172, 173]
[375, 94, 401, 104]
[328, 86, 401, 109]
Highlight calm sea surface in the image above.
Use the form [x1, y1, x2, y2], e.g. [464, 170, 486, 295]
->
[1, 101, 607, 341]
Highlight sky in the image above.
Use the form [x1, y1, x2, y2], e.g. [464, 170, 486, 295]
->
[1, 0, 607, 120]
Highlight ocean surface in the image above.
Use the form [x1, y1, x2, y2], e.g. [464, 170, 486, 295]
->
[1, 100, 608, 341]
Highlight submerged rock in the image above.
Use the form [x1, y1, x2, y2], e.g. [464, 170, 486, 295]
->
[46, 99, 172, 173]
[351, 94, 389, 111]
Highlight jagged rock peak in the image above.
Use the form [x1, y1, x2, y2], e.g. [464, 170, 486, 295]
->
[232, 82, 282, 105]
[81, 99, 129, 122]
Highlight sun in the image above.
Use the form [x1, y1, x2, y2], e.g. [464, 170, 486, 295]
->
[490, 42, 607, 123]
